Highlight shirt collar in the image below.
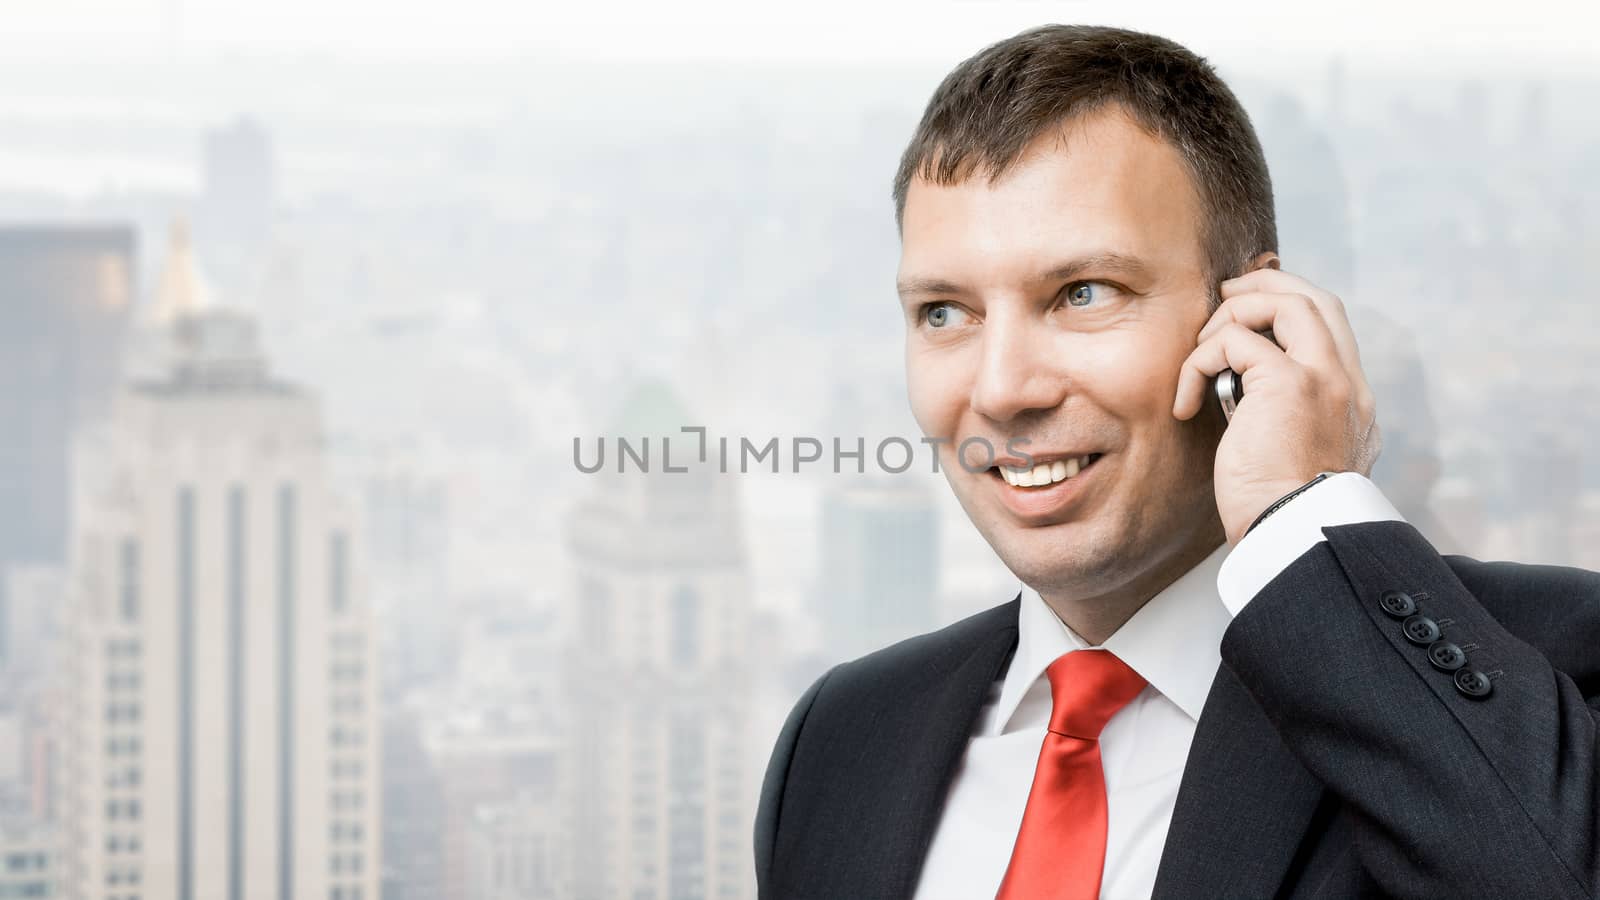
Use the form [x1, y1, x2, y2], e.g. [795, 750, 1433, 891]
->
[993, 541, 1232, 732]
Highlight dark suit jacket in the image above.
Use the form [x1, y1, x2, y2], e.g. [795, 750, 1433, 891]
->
[754, 522, 1600, 899]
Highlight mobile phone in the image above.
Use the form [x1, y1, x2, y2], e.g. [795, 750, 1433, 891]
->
[1214, 368, 1243, 422]
[1212, 325, 1277, 422]
[1210, 255, 1281, 423]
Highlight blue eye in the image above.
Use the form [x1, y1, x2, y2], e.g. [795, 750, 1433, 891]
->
[923, 302, 960, 327]
[1066, 282, 1102, 307]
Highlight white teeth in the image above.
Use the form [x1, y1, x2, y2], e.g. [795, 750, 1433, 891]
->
[1001, 454, 1096, 488]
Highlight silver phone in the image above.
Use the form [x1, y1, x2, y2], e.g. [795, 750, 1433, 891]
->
[1214, 368, 1243, 422]
[1212, 256, 1282, 422]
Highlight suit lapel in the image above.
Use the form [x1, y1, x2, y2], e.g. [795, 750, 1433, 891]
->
[831, 595, 1328, 899]
[868, 595, 1022, 900]
[1151, 664, 1329, 899]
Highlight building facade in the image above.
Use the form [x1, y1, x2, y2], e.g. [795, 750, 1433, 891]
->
[57, 238, 379, 900]
[0, 227, 133, 672]
[564, 382, 755, 900]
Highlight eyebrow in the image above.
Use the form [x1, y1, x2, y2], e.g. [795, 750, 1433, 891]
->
[896, 252, 1152, 298]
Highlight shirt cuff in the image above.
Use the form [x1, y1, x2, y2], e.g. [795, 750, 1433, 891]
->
[1216, 472, 1406, 616]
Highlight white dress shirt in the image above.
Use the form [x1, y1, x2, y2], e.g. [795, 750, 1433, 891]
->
[911, 473, 1404, 900]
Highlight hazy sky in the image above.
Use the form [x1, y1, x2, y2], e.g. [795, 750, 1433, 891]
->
[4, 0, 1597, 72]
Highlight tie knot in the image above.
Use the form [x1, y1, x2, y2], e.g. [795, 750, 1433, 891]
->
[1043, 649, 1147, 739]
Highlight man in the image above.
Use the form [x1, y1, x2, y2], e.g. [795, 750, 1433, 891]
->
[753, 24, 1600, 900]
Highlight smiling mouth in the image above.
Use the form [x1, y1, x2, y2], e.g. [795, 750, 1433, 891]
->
[992, 453, 1103, 488]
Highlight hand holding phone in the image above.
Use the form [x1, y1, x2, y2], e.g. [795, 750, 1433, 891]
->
[1211, 255, 1280, 423]
[1177, 261, 1380, 544]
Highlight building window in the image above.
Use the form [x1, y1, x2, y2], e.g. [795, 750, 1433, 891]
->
[329, 531, 349, 613]
[119, 537, 140, 623]
[277, 482, 298, 900]
[177, 483, 196, 900]
[227, 483, 247, 900]
[670, 585, 699, 666]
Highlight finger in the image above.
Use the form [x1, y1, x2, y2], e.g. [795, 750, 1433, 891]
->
[1173, 323, 1285, 420]
[1196, 291, 1341, 370]
[1220, 267, 1318, 300]
[1203, 288, 1382, 425]
[1222, 269, 1364, 376]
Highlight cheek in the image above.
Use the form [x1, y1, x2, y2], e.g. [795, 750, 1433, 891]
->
[905, 346, 968, 438]
[1070, 332, 1188, 420]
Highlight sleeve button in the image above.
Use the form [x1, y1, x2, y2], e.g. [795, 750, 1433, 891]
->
[1453, 666, 1493, 699]
[1427, 641, 1466, 672]
[1379, 590, 1417, 618]
[1402, 614, 1441, 646]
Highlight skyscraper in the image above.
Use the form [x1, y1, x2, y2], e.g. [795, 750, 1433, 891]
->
[363, 463, 452, 693]
[58, 230, 380, 900]
[564, 380, 754, 900]
[377, 711, 445, 900]
[816, 478, 940, 662]
[0, 226, 133, 665]
[200, 117, 276, 253]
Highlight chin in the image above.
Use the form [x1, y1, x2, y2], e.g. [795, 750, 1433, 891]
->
[988, 518, 1123, 594]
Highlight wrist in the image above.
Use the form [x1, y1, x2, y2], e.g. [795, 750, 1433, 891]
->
[1245, 472, 1337, 538]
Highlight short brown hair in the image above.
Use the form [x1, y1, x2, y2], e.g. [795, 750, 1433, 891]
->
[892, 24, 1277, 292]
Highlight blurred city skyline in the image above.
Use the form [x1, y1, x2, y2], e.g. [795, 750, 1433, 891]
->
[1, 12, 1597, 898]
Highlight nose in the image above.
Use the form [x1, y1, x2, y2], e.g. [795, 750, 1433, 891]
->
[969, 312, 1066, 424]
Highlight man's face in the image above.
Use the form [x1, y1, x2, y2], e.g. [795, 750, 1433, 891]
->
[898, 106, 1227, 603]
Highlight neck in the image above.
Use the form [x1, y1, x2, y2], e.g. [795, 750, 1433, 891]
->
[1041, 520, 1226, 645]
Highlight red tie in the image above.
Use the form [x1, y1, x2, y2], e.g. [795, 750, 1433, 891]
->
[995, 649, 1148, 900]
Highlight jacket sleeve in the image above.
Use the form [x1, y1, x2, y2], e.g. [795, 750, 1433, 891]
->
[1219, 520, 1600, 900]
[754, 664, 837, 899]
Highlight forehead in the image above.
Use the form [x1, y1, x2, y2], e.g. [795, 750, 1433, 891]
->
[898, 107, 1205, 279]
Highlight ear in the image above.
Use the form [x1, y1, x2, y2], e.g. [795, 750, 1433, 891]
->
[1248, 250, 1281, 272]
